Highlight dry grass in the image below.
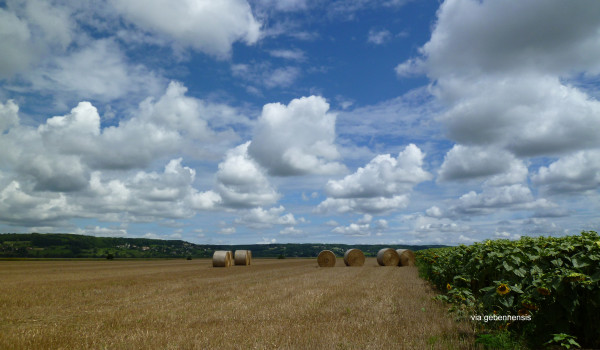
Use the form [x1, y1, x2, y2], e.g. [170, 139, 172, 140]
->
[0, 259, 480, 349]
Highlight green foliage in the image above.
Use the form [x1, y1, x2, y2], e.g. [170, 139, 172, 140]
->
[475, 331, 522, 350]
[544, 333, 581, 349]
[106, 253, 114, 260]
[416, 231, 600, 349]
[1, 233, 441, 259]
[277, 254, 286, 259]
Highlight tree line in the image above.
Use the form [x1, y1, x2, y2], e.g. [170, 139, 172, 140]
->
[0, 233, 445, 259]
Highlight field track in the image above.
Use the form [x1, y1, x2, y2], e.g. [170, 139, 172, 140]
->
[0, 258, 478, 349]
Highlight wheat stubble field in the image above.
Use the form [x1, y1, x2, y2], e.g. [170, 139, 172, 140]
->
[0, 258, 479, 349]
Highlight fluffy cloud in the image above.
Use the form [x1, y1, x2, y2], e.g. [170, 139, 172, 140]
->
[316, 195, 410, 215]
[331, 214, 388, 236]
[214, 142, 280, 208]
[0, 81, 226, 188]
[0, 181, 78, 227]
[0, 7, 34, 78]
[438, 75, 600, 157]
[533, 150, 600, 194]
[332, 222, 370, 236]
[396, 0, 600, 227]
[438, 145, 528, 185]
[0, 80, 257, 227]
[234, 206, 299, 228]
[24, 39, 164, 103]
[317, 144, 431, 214]
[248, 96, 346, 176]
[84, 158, 201, 221]
[0, 157, 202, 228]
[432, 184, 555, 218]
[190, 141, 281, 211]
[419, 0, 600, 78]
[397, 0, 600, 159]
[110, 0, 261, 58]
[0, 0, 73, 78]
[0, 100, 20, 133]
[325, 144, 431, 198]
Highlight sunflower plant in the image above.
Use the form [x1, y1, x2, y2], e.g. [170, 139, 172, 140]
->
[415, 231, 600, 349]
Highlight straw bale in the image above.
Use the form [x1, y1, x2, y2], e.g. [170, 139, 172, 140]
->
[213, 250, 231, 267]
[396, 249, 416, 266]
[234, 250, 251, 266]
[343, 248, 365, 266]
[376, 248, 400, 266]
[226, 251, 233, 267]
[317, 250, 336, 267]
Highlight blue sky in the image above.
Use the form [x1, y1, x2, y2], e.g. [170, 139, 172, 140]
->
[1, 0, 600, 245]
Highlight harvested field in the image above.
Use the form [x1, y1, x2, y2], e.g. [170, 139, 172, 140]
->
[0, 259, 479, 349]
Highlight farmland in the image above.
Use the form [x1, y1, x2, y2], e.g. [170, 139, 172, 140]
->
[0, 258, 479, 349]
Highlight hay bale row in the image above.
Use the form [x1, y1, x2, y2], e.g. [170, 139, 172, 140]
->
[318, 248, 416, 267]
[234, 250, 252, 266]
[213, 250, 253, 267]
[212, 248, 413, 268]
[343, 248, 365, 266]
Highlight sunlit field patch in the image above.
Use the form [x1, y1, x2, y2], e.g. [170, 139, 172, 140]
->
[0, 258, 479, 349]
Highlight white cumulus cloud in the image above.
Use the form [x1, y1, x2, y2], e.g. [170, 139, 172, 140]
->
[317, 144, 431, 214]
[533, 150, 600, 194]
[110, 0, 261, 58]
[214, 142, 280, 208]
[248, 96, 346, 176]
[438, 145, 528, 186]
[234, 206, 298, 228]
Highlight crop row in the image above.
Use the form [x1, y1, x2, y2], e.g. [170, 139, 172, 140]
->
[416, 231, 600, 349]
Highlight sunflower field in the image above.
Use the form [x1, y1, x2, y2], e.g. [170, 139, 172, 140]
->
[416, 231, 600, 349]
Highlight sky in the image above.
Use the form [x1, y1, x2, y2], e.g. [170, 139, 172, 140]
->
[1, 0, 600, 245]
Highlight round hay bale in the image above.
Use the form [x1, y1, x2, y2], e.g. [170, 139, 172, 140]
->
[213, 250, 231, 267]
[396, 249, 416, 266]
[317, 250, 336, 267]
[377, 248, 400, 266]
[226, 251, 233, 267]
[247, 250, 252, 265]
[234, 250, 250, 266]
[343, 248, 365, 266]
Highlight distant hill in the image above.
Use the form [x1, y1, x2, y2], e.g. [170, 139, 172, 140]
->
[0, 233, 447, 259]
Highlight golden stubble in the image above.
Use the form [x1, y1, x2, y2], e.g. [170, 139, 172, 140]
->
[0, 259, 479, 349]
